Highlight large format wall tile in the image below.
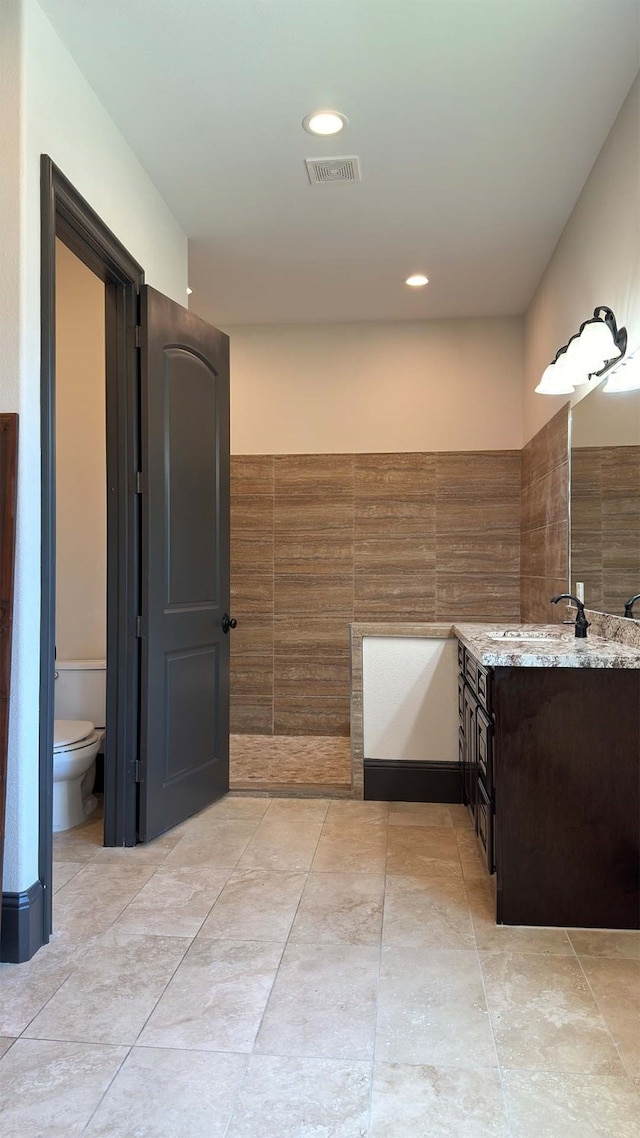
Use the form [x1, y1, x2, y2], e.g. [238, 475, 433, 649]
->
[354, 452, 436, 499]
[521, 406, 570, 622]
[354, 453, 436, 623]
[436, 574, 521, 622]
[571, 444, 640, 617]
[231, 449, 522, 741]
[230, 457, 274, 734]
[436, 451, 521, 622]
[274, 696, 350, 736]
[353, 570, 436, 621]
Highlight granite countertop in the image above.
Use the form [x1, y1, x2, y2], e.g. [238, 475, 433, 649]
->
[454, 623, 640, 669]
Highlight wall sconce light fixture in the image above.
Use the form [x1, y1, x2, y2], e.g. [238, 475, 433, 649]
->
[602, 349, 640, 392]
[535, 306, 628, 395]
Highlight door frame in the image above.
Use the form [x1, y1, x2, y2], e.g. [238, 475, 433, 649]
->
[40, 156, 144, 941]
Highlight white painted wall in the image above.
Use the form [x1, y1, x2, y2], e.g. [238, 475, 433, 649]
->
[227, 317, 524, 454]
[1, 0, 188, 894]
[363, 637, 458, 763]
[572, 384, 640, 448]
[524, 74, 640, 443]
[55, 241, 107, 661]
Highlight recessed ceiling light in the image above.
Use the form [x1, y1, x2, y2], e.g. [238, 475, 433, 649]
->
[186, 287, 193, 295]
[302, 110, 348, 136]
[405, 273, 429, 287]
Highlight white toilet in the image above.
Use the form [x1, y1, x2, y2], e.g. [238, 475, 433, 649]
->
[53, 659, 106, 832]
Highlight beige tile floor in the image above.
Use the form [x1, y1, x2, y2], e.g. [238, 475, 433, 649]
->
[1, 796, 639, 1136]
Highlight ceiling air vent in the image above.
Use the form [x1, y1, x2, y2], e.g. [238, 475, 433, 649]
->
[305, 156, 361, 185]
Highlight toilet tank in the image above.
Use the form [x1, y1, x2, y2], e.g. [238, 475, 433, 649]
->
[55, 659, 106, 729]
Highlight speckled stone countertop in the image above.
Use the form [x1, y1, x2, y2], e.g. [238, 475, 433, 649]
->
[454, 623, 640, 669]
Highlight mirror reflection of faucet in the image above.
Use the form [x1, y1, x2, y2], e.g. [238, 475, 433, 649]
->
[624, 593, 640, 619]
[550, 593, 590, 638]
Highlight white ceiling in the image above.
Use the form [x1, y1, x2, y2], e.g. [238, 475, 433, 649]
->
[40, 0, 640, 326]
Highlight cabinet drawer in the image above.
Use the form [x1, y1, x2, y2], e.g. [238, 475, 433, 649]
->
[458, 675, 465, 723]
[477, 665, 491, 712]
[464, 652, 478, 692]
[476, 706, 493, 793]
[476, 782, 494, 874]
[457, 640, 465, 672]
[463, 649, 491, 711]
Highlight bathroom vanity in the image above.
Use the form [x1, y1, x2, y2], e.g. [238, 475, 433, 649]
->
[456, 625, 640, 930]
[351, 619, 640, 930]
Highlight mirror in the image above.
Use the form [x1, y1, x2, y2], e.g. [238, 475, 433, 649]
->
[570, 385, 640, 617]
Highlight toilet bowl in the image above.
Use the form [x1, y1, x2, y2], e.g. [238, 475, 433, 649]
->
[53, 720, 102, 832]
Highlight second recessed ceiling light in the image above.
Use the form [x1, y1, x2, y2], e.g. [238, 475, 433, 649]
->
[303, 110, 348, 136]
[405, 274, 429, 287]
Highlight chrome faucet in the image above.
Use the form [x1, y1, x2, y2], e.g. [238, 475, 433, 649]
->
[624, 593, 640, 619]
[551, 593, 590, 638]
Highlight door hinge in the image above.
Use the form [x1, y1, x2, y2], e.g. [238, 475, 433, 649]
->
[135, 471, 143, 494]
[134, 325, 141, 349]
[133, 759, 142, 783]
[136, 615, 142, 638]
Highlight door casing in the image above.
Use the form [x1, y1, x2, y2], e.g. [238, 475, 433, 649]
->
[40, 156, 144, 943]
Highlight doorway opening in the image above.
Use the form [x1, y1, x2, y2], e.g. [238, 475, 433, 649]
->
[40, 157, 232, 955]
[40, 157, 144, 945]
[53, 240, 108, 839]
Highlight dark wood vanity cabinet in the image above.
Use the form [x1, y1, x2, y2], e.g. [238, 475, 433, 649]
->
[458, 643, 640, 929]
[458, 648, 494, 874]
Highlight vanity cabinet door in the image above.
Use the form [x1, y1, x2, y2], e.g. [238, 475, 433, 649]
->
[476, 706, 493, 796]
[477, 665, 491, 713]
[458, 675, 465, 725]
[476, 781, 494, 874]
[464, 652, 478, 694]
[462, 685, 477, 825]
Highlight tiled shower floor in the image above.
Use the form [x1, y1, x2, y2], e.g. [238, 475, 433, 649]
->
[1, 797, 639, 1136]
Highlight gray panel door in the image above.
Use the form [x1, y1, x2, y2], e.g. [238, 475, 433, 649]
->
[139, 286, 230, 840]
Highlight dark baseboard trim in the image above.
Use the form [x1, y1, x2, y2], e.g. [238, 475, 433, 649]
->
[1, 880, 46, 963]
[364, 759, 463, 803]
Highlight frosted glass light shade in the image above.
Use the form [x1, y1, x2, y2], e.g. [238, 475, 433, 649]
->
[565, 335, 598, 384]
[535, 356, 575, 395]
[534, 309, 627, 396]
[578, 319, 618, 367]
[603, 352, 640, 392]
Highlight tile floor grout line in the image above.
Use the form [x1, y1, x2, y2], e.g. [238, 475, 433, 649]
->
[18, 930, 195, 1046]
[220, 808, 330, 1136]
[565, 927, 580, 959]
[572, 948, 632, 1081]
[220, 1056, 252, 1138]
[249, 804, 330, 1012]
[14, 967, 78, 1041]
[17, 797, 640, 1135]
[251, 802, 328, 1014]
[102, 862, 163, 926]
[81, 1044, 134, 1135]
[364, 813, 392, 1138]
[52, 860, 86, 895]
[126, 932, 195, 1049]
[473, 934, 515, 1137]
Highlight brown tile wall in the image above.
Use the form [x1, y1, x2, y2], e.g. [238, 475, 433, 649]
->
[571, 444, 640, 616]
[231, 451, 522, 736]
[520, 405, 570, 622]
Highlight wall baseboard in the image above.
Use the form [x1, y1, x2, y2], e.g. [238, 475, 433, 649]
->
[1, 880, 46, 963]
[364, 759, 463, 803]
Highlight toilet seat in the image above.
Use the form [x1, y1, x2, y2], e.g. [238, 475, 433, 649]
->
[54, 719, 97, 752]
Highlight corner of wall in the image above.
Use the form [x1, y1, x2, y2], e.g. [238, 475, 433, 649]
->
[520, 404, 570, 622]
